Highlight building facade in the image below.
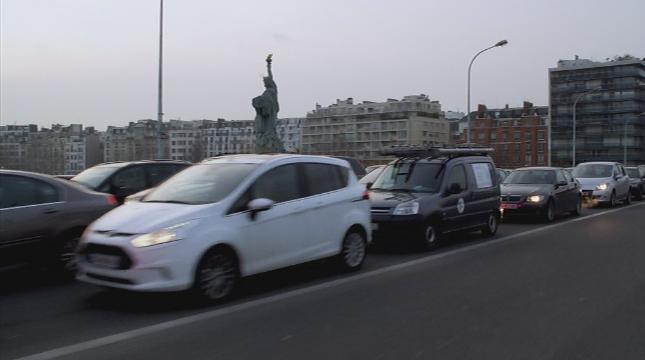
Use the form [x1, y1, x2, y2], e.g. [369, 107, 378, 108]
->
[0, 125, 37, 170]
[549, 56, 645, 166]
[459, 102, 549, 169]
[203, 119, 255, 157]
[103, 119, 170, 162]
[301, 95, 449, 165]
[276, 118, 303, 153]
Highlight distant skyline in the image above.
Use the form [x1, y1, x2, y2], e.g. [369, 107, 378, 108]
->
[1, 0, 644, 130]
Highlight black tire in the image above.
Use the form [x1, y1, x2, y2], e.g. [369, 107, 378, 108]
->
[193, 249, 239, 302]
[543, 200, 555, 222]
[419, 222, 441, 251]
[571, 196, 582, 216]
[48, 230, 82, 277]
[624, 190, 632, 205]
[338, 230, 367, 271]
[608, 191, 616, 208]
[481, 211, 499, 237]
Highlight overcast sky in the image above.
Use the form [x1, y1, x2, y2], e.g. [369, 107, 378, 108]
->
[1, 0, 644, 130]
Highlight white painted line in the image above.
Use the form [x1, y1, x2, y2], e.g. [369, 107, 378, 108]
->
[13, 202, 645, 360]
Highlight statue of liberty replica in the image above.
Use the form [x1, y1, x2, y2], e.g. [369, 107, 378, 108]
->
[252, 54, 284, 153]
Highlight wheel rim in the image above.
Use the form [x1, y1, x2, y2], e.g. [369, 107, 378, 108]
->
[488, 214, 498, 232]
[343, 233, 365, 268]
[60, 237, 80, 273]
[199, 254, 236, 300]
[425, 225, 436, 244]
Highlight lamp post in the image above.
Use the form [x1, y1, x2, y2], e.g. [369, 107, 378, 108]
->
[571, 88, 602, 167]
[466, 39, 508, 144]
[156, 0, 164, 159]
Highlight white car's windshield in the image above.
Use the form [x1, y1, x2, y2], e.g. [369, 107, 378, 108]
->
[143, 163, 258, 204]
[573, 164, 613, 178]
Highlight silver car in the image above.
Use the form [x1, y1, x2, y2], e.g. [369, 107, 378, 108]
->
[0, 170, 118, 273]
[573, 162, 631, 207]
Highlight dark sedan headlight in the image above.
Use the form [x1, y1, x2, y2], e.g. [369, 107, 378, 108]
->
[526, 195, 545, 203]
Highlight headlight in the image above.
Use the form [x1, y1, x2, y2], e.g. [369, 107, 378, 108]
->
[130, 221, 191, 248]
[596, 183, 608, 191]
[393, 201, 419, 215]
[527, 195, 544, 203]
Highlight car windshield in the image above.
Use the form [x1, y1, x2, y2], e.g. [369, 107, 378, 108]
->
[71, 166, 121, 189]
[626, 168, 639, 178]
[573, 164, 613, 178]
[504, 170, 555, 185]
[371, 162, 442, 192]
[143, 163, 258, 205]
[359, 166, 384, 184]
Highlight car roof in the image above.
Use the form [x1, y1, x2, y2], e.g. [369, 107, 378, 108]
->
[0, 169, 91, 191]
[515, 167, 560, 171]
[201, 153, 349, 167]
[576, 161, 618, 165]
[388, 155, 492, 165]
[93, 160, 190, 168]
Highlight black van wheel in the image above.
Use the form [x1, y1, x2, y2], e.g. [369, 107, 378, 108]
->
[481, 211, 499, 237]
[419, 223, 440, 251]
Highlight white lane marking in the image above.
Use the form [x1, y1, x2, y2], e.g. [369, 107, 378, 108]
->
[13, 202, 645, 360]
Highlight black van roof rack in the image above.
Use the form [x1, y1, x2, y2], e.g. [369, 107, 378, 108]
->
[380, 145, 494, 159]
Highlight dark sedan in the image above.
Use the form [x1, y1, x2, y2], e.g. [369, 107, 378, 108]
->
[0, 170, 118, 273]
[500, 167, 581, 222]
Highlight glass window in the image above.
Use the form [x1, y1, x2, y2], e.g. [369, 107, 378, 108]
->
[371, 162, 443, 193]
[471, 163, 495, 188]
[444, 165, 467, 192]
[302, 163, 346, 196]
[573, 164, 613, 178]
[72, 165, 120, 190]
[251, 164, 301, 203]
[147, 165, 182, 187]
[0, 175, 59, 209]
[504, 170, 556, 185]
[112, 166, 147, 192]
[556, 170, 567, 183]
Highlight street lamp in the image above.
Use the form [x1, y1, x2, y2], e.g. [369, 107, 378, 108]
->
[571, 88, 602, 167]
[466, 40, 508, 144]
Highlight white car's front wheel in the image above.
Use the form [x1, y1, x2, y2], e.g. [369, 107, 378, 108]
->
[194, 250, 239, 301]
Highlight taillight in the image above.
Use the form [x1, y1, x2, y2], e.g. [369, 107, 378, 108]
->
[106, 195, 119, 206]
[362, 190, 370, 200]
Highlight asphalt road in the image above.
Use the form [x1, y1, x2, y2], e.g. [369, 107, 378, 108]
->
[2, 203, 645, 360]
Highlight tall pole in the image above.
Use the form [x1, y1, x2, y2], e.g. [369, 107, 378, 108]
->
[571, 88, 601, 167]
[623, 118, 627, 165]
[156, 0, 164, 159]
[466, 40, 508, 144]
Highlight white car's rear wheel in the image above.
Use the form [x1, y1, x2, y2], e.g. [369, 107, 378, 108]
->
[339, 231, 366, 271]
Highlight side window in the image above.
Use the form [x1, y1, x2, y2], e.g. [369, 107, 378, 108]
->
[302, 163, 346, 196]
[470, 163, 494, 189]
[444, 165, 467, 192]
[147, 165, 179, 186]
[563, 171, 574, 182]
[613, 166, 620, 177]
[556, 170, 567, 184]
[0, 175, 59, 209]
[251, 164, 301, 203]
[111, 166, 146, 192]
[621, 166, 627, 176]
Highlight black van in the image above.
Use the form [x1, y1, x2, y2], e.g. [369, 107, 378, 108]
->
[368, 147, 500, 250]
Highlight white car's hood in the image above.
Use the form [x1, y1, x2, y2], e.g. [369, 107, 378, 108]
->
[92, 202, 213, 234]
[576, 177, 612, 189]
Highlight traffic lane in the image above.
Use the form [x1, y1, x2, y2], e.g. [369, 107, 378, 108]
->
[50, 203, 645, 360]
[0, 205, 608, 359]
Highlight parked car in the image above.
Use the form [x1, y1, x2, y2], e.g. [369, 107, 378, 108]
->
[333, 156, 366, 178]
[359, 165, 385, 186]
[77, 154, 371, 301]
[71, 160, 191, 203]
[496, 168, 510, 183]
[368, 147, 500, 250]
[501, 167, 581, 222]
[0, 170, 118, 273]
[625, 166, 644, 200]
[573, 162, 630, 207]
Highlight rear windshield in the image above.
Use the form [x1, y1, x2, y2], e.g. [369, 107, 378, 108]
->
[573, 164, 612, 178]
[371, 162, 442, 193]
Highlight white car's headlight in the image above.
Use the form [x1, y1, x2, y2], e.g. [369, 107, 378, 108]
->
[596, 183, 608, 191]
[131, 221, 192, 248]
[393, 201, 419, 215]
[527, 195, 544, 203]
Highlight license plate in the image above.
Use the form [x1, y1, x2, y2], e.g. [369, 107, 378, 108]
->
[371, 223, 379, 231]
[87, 254, 120, 268]
[501, 203, 518, 209]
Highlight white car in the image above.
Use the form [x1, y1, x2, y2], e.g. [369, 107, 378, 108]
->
[77, 154, 371, 300]
[573, 161, 631, 207]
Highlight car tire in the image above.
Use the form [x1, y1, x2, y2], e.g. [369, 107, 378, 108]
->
[194, 249, 239, 302]
[636, 188, 643, 201]
[572, 196, 582, 216]
[608, 191, 616, 208]
[481, 211, 499, 237]
[543, 199, 555, 223]
[49, 230, 82, 277]
[624, 190, 632, 205]
[419, 222, 440, 251]
[338, 230, 367, 271]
